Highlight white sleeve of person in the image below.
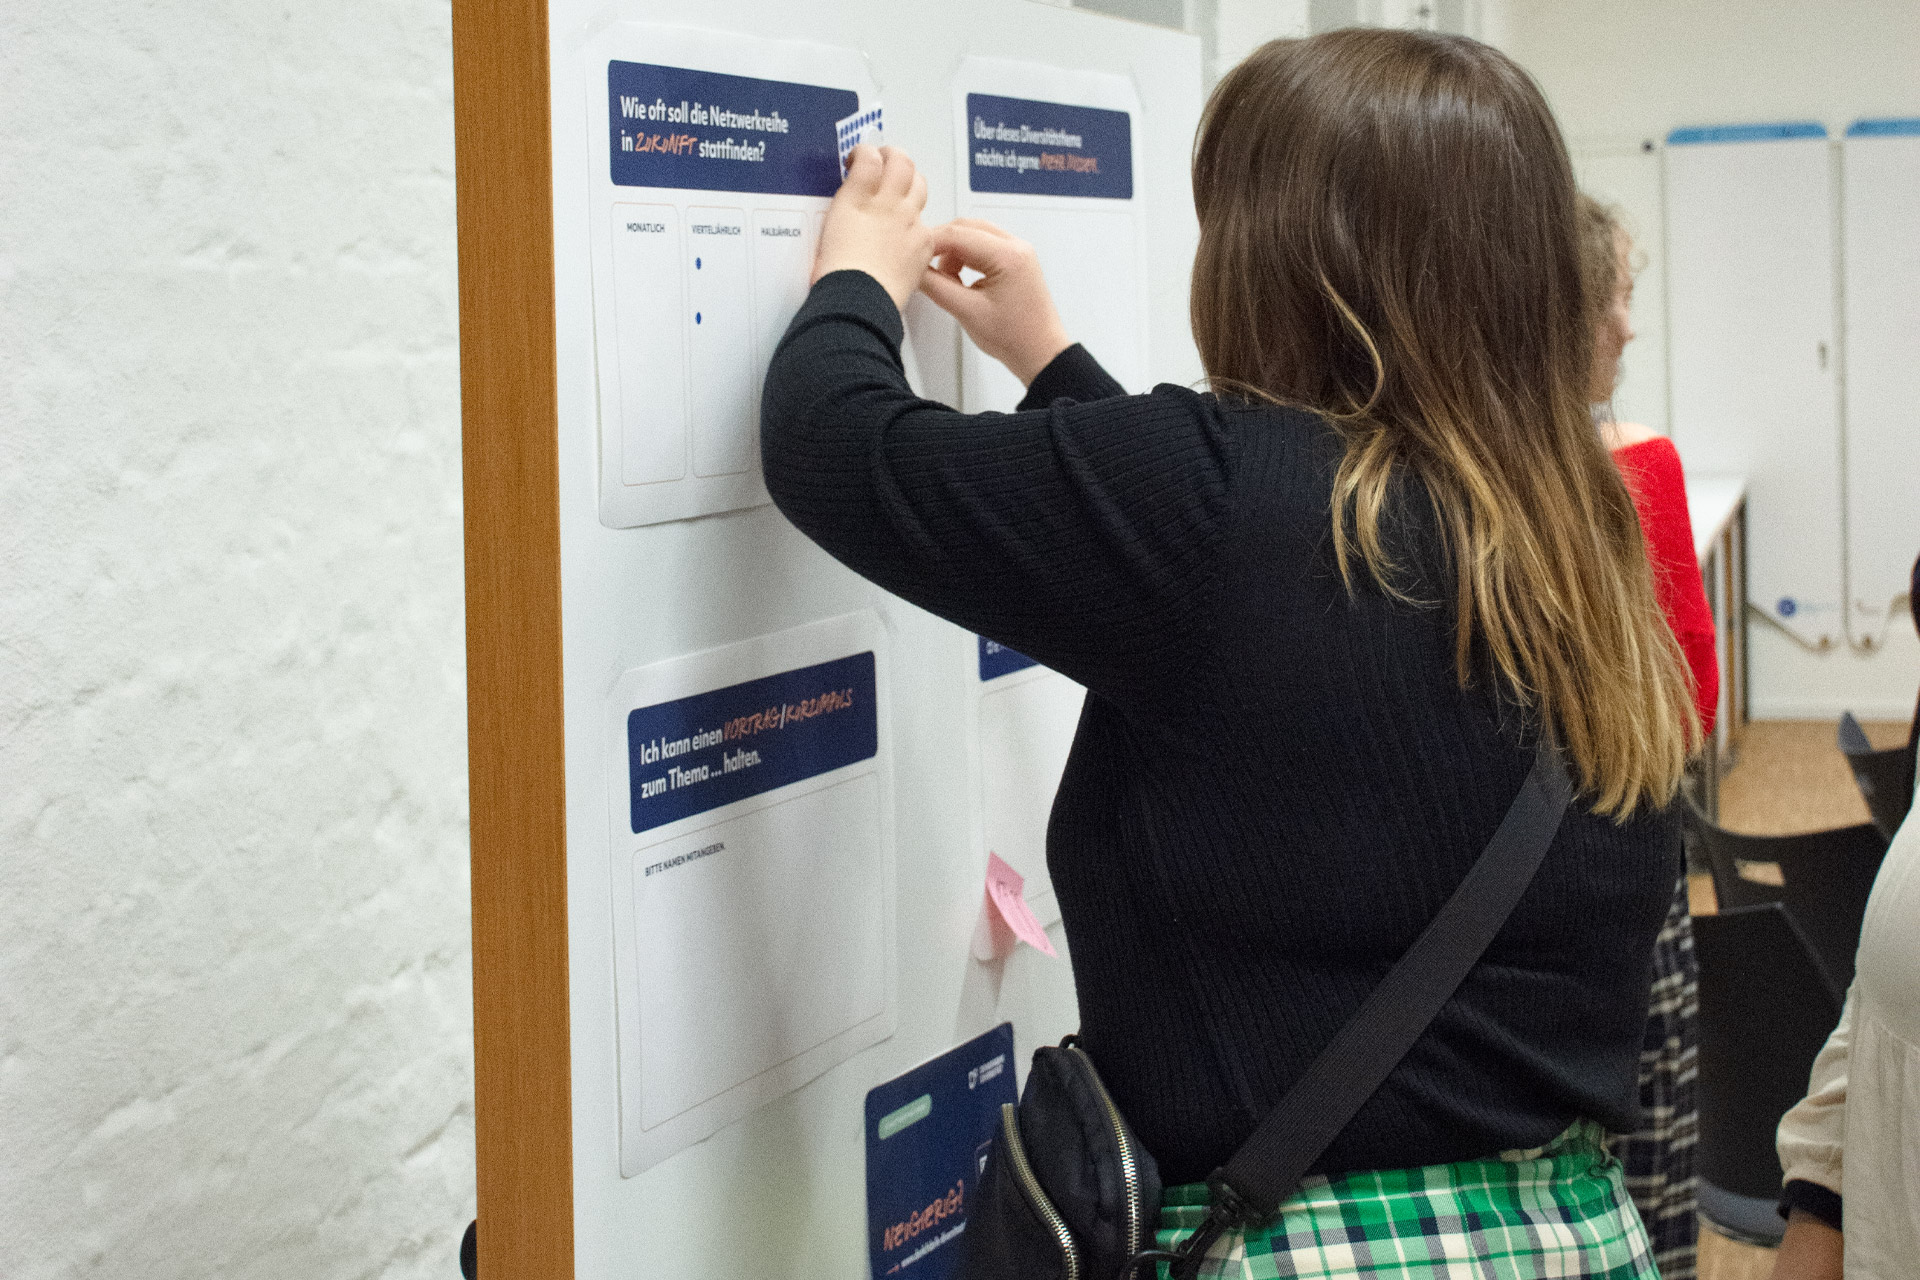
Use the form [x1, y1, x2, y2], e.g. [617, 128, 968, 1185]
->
[1777, 981, 1854, 1198]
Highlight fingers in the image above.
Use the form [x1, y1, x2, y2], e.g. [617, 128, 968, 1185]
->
[919, 265, 968, 309]
[928, 222, 1001, 258]
[847, 145, 928, 223]
[927, 222, 1021, 277]
[919, 265, 988, 327]
[949, 217, 1015, 239]
[842, 144, 884, 195]
[877, 146, 917, 200]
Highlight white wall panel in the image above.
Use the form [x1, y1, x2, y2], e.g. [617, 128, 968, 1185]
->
[0, 4, 474, 1277]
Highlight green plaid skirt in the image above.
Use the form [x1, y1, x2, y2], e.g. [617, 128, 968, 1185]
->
[1154, 1121, 1658, 1279]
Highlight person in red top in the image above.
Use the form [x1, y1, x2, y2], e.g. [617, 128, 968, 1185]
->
[1579, 193, 1719, 1279]
[1609, 433, 1719, 734]
[1584, 200, 1718, 733]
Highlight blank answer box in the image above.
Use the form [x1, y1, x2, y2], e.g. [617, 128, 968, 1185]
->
[610, 203, 688, 484]
[964, 204, 1141, 411]
[687, 206, 754, 477]
[632, 772, 887, 1130]
[750, 208, 818, 419]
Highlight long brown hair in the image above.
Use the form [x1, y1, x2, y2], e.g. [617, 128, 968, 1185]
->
[1191, 29, 1697, 815]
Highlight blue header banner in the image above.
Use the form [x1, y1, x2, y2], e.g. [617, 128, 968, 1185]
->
[1846, 118, 1920, 138]
[966, 93, 1133, 199]
[1667, 121, 1827, 145]
[865, 1023, 1017, 1280]
[608, 61, 857, 197]
[627, 651, 877, 833]
[978, 635, 1040, 681]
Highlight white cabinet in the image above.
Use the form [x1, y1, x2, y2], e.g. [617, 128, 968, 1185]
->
[1666, 125, 1843, 649]
[1840, 122, 1920, 640]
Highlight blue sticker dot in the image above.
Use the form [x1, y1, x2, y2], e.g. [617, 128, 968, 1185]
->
[1778, 597, 1797, 617]
[695, 312, 702, 324]
[695, 257, 702, 269]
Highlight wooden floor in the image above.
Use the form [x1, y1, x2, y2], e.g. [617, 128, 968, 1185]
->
[1716, 717, 1908, 837]
[1691, 718, 1907, 1280]
[1697, 1227, 1774, 1280]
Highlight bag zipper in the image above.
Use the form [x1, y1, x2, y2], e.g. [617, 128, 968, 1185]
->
[1065, 1043, 1145, 1271]
[999, 1102, 1082, 1280]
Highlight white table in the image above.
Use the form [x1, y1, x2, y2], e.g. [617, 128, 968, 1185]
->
[1685, 473, 1749, 820]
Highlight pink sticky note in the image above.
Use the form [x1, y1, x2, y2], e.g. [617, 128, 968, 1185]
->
[985, 852, 1057, 958]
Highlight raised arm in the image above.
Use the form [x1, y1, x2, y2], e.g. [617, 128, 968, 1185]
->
[761, 268, 1230, 709]
[762, 145, 1230, 707]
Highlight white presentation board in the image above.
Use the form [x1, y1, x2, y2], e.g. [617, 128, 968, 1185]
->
[1840, 121, 1920, 638]
[547, 5, 1204, 1276]
[1665, 125, 1843, 648]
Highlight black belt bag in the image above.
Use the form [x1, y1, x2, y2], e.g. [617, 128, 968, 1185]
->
[957, 744, 1573, 1280]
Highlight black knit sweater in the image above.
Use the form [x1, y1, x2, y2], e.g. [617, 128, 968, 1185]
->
[762, 270, 1678, 1183]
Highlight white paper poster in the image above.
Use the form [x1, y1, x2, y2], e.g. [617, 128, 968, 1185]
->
[604, 613, 895, 1173]
[951, 61, 1129, 925]
[583, 25, 880, 527]
[951, 57, 1147, 411]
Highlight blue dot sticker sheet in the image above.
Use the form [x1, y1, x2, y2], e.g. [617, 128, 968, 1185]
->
[836, 104, 886, 175]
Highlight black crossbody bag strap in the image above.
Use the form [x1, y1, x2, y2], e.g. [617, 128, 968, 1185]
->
[1159, 742, 1574, 1280]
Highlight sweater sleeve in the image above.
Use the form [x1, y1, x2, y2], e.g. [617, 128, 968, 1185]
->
[1612, 436, 1720, 735]
[1777, 981, 1854, 1226]
[1019, 343, 1127, 408]
[761, 270, 1232, 708]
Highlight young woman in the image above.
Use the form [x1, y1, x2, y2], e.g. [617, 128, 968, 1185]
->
[763, 29, 1696, 1278]
[1576, 194, 1718, 1280]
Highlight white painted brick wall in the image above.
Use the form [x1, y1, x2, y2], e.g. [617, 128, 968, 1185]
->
[1, 3, 473, 1276]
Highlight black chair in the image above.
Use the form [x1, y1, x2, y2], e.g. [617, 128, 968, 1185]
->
[1692, 903, 1845, 1246]
[1838, 710, 1916, 843]
[1686, 806, 1886, 993]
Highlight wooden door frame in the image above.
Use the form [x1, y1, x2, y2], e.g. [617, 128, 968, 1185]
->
[452, 1, 574, 1275]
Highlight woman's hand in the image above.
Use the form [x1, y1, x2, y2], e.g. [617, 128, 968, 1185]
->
[920, 219, 1072, 387]
[812, 145, 932, 312]
[1770, 1210, 1843, 1280]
